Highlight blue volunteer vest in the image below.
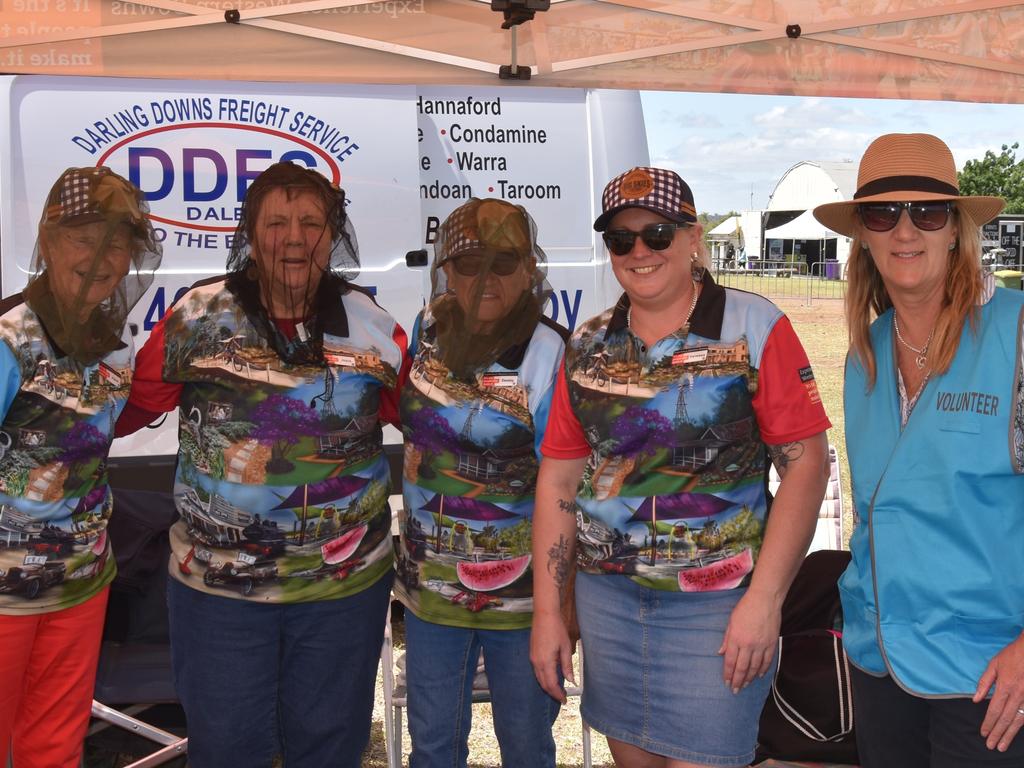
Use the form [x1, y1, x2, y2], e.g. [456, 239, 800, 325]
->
[842, 288, 1024, 696]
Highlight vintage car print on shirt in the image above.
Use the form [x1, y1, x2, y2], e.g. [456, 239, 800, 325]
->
[155, 280, 403, 603]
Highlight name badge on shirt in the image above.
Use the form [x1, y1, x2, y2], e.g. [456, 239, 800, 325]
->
[480, 372, 519, 388]
[324, 352, 357, 367]
[98, 363, 123, 387]
[672, 348, 708, 366]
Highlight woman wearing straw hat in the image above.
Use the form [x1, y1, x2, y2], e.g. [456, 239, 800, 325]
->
[814, 133, 1024, 765]
[532, 166, 831, 768]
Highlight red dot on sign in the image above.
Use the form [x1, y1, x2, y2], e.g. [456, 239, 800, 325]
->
[447, 158, 453, 164]
[488, 186, 494, 192]
[441, 129, 447, 135]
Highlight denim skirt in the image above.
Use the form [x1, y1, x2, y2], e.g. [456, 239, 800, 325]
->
[576, 572, 774, 767]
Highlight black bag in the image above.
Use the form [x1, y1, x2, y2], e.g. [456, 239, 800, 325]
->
[756, 629, 858, 763]
[755, 550, 859, 764]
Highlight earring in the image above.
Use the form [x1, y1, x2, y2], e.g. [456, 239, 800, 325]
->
[860, 243, 869, 251]
[691, 252, 704, 282]
[948, 241, 956, 251]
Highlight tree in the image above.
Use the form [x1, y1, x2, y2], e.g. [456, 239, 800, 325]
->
[252, 394, 324, 474]
[405, 405, 461, 481]
[0, 450, 37, 496]
[406, 406, 461, 455]
[60, 421, 108, 467]
[959, 143, 1024, 214]
[612, 405, 675, 462]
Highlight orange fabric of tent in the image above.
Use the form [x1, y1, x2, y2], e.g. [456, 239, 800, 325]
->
[1, 0, 1022, 102]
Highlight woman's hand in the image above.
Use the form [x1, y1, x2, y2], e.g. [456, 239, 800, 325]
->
[530, 609, 574, 703]
[717, 431, 828, 694]
[974, 634, 1024, 751]
[718, 589, 780, 693]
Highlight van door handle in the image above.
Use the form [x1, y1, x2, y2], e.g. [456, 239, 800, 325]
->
[405, 250, 428, 268]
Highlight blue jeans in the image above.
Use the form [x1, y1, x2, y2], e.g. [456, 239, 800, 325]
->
[167, 573, 392, 768]
[405, 612, 560, 768]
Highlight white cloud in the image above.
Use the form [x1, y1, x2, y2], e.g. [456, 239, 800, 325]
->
[753, 105, 787, 124]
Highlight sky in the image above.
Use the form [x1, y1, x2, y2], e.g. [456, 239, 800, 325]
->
[641, 91, 1024, 217]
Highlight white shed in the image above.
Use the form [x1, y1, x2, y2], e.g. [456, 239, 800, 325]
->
[763, 161, 856, 269]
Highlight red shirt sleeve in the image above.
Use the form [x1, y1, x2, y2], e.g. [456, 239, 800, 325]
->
[114, 402, 165, 437]
[126, 311, 185, 415]
[379, 321, 409, 430]
[540, 360, 591, 459]
[752, 315, 832, 445]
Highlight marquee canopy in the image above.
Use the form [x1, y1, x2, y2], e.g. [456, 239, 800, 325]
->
[764, 209, 841, 240]
[2, 1, 1022, 103]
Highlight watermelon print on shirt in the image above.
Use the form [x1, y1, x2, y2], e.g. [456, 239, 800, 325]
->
[0, 296, 129, 615]
[131, 277, 406, 604]
[542, 273, 830, 592]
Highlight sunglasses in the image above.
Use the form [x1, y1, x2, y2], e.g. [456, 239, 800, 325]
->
[448, 250, 523, 277]
[602, 223, 688, 256]
[858, 201, 954, 233]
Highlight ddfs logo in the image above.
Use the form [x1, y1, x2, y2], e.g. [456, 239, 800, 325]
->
[97, 124, 342, 232]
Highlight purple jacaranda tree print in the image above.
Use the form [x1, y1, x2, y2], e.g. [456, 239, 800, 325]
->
[406, 406, 461, 455]
[57, 420, 109, 487]
[612, 405, 675, 462]
[252, 394, 324, 474]
[60, 421, 108, 467]
[405, 405, 462, 483]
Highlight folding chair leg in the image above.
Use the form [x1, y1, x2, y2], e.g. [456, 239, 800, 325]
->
[582, 719, 592, 768]
[89, 700, 188, 767]
[90, 701, 181, 746]
[121, 740, 189, 768]
[392, 706, 404, 768]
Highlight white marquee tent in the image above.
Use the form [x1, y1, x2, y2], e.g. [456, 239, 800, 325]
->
[764, 209, 840, 241]
[708, 210, 764, 264]
[1, 1, 1022, 102]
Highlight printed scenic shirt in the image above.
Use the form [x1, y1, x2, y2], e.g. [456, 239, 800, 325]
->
[394, 311, 566, 629]
[0, 296, 129, 615]
[129, 277, 407, 603]
[542, 273, 830, 592]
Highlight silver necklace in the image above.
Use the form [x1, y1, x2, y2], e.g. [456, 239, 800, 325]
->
[628, 280, 700, 332]
[893, 313, 933, 370]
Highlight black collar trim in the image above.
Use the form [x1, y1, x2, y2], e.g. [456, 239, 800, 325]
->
[603, 270, 726, 341]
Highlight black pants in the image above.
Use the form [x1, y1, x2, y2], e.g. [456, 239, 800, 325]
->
[851, 665, 1024, 768]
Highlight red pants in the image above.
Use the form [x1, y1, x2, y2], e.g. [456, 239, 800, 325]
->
[0, 588, 109, 768]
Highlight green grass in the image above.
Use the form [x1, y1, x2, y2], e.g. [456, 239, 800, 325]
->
[777, 298, 854, 545]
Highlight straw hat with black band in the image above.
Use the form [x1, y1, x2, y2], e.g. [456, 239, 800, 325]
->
[813, 133, 1004, 238]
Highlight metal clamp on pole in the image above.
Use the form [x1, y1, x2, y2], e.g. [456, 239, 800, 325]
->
[492, 0, 550, 80]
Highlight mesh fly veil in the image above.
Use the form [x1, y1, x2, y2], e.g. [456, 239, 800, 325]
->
[225, 162, 358, 366]
[26, 166, 162, 366]
[428, 198, 550, 378]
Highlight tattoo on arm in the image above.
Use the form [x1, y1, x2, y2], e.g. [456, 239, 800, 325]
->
[557, 498, 580, 517]
[547, 534, 572, 595]
[768, 440, 805, 477]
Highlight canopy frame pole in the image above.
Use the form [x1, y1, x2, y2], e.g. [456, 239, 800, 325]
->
[553, 0, 1024, 75]
[0, 0, 496, 73]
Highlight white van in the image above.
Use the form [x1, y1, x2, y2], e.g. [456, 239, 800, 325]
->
[0, 76, 649, 463]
